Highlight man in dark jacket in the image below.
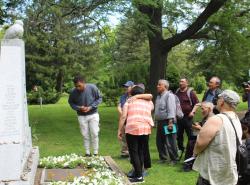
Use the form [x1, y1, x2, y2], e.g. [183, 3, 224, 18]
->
[242, 82, 250, 110]
[68, 75, 102, 156]
[202, 76, 222, 114]
[175, 78, 199, 156]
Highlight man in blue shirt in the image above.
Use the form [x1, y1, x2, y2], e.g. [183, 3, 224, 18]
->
[68, 75, 102, 156]
[117, 81, 134, 157]
[202, 76, 222, 114]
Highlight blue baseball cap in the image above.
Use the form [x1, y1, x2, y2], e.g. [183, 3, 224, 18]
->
[123, 81, 134, 87]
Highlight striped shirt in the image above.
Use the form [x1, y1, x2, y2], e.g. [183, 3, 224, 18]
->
[124, 99, 154, 135]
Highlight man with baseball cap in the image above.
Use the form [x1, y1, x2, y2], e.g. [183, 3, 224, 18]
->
[117, 81, 134, 158]
[193, 90, 242, 185]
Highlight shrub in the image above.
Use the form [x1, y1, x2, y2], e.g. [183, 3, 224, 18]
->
[221, 81, 238, 91]
[191, 75, 207, 94]
[101, 88, 121, 107]
[27, 86, 61, 105]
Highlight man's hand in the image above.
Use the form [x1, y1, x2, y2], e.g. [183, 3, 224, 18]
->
[189, 112, 195, 118]
[80, 106, 85, 112]
[192, 123, 202, 130]
[80, 106, 91, 113]
[84, 107, 91, 112]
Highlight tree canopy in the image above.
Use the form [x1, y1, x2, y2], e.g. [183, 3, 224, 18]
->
[1, 0, 249, 103]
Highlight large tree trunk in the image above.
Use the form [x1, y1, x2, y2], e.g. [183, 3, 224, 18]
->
[55, 69, 64, 93]
[137, 2, 165, 96]
[148, 37, 168, 96]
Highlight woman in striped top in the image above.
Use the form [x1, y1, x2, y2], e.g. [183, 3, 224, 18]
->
[118, 85, 154, 183]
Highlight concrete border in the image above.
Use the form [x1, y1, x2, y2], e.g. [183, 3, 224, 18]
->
[104, 156, 131, 185]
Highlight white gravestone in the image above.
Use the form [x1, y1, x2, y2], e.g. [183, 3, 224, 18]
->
[0, 22, 39, 185]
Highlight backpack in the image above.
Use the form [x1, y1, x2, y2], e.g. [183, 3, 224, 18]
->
[222, 113, 248, 176]
[176, 88, 193, 106]
[175, 95, 184, 119]
[245, 138, 250, 175]
[241, 110, 250, 125]
[164, 91, 184, 119]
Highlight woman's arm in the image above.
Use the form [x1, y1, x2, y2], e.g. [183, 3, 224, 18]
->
[189, 103, 201, 117]
[128, 94, 153, 102]
[194, 116, 222, 155]
[117, 103, 128, 140]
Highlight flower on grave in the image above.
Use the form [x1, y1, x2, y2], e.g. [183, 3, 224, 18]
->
[39, 154, 125, 185]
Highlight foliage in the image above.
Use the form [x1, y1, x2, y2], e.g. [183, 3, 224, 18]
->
[167, 41, 198, 91]
[2, 0, 249, 103]
[191, 75, 207, 94]
[0, 0, 27, 24]
[97, 13, 151, 106]
[111, 13, 150, 86]
[166, 63, 180, 91]
[221, 81, 238, 91]
[193, 0, 250, 84]
[102, 88, 121, 107]
[27, 87, 61, 104]
[24, 0, 105, 93]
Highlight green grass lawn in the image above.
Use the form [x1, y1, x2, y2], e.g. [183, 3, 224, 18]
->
[28, 95, 248, 185]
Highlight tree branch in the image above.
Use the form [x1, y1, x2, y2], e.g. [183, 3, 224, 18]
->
[162, 0, 227, 51]
[62, 0, 114, 17]
[189, 33, 215, 40]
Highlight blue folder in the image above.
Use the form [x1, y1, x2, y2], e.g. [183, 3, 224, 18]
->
[164, 124, 177, 135]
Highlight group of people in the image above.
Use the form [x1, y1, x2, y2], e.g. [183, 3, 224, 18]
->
[68, 74, 250, 185]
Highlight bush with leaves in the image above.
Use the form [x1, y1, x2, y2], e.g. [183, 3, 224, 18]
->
[27, 86, 61, 105]
[191, 75, 207, 94]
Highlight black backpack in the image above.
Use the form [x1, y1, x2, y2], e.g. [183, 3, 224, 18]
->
[245, 138, 250, 175]
[222, 113, 248, 176]
[241, 110, 250, 125]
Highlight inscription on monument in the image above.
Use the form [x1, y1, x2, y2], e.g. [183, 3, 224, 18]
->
[0, 85, 21, 140]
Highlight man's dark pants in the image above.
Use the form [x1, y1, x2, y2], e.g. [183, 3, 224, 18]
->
[126, 134, 150, 178]
[156, 120, 178, 161]
[177, 115, 193, 152]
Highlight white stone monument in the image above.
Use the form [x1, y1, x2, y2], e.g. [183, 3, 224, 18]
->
[0, 20, 39, 185]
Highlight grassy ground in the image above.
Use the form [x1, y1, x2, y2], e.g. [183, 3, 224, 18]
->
[28, 95, 248, 185]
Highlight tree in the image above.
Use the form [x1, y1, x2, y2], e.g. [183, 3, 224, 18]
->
[23, 0, 231, 96]
[133, 0, 229, 95]
[192, 1, 250, 85]
[0, 0, 27, 24]
[16, 0, 249, 99]
[24, 0, 104, 94]
[112, 12, 150, 86]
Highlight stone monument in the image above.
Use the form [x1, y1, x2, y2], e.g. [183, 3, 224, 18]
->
[0, 20, 39, 185]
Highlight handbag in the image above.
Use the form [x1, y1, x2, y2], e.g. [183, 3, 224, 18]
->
[222, 113, 248, 176]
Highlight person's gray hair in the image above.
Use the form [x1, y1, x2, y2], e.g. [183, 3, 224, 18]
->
[158, 79, 169, 89]
[211, 76, 221, 86]
[201, 102, 214, 111]
[218, 89, 240, 109]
